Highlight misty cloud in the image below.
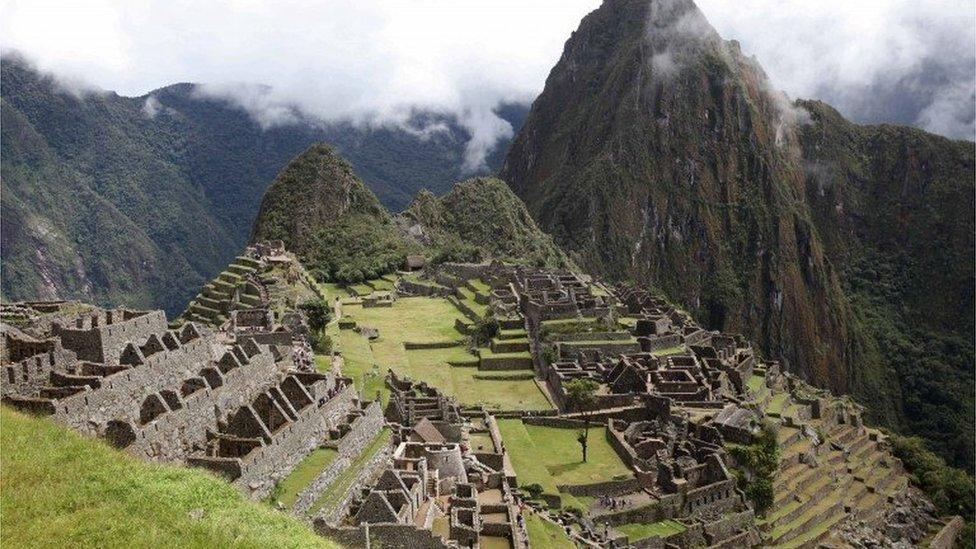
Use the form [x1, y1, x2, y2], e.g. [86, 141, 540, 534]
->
[2, 0, 973, 161]
[698, 0, 976, 140]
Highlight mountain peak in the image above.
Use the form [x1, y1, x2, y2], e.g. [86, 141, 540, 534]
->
[249, 143, 391, 251]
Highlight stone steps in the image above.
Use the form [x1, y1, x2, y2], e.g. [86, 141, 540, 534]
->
[770, 482, 848, 545]
[236, 256, 262, 269]
[490, 338, 529, 354]
[3, 394, 57, 415]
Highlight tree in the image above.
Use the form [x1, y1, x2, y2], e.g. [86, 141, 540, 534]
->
[564, 378, 599, 462]
[299, 299, 332, 333]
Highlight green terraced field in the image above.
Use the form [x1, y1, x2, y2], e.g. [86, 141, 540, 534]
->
[525, 512, 575, 549]
[326, 296, 550, 410]
[307, 429, 392, 516]
[617, 519, 686, 541]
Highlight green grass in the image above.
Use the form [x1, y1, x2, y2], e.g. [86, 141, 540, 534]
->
[456, 287, 488, 317]
[650, 345, 686, 356]
[617, 519, 686, 541]
[766, 392, 789, 415]
[468, 278, 491, 294]
[266, 447, 338, 509]
[525, 513, 575, 549]
[328, 296, 551, 410]
[0, 406, 339, 548]
[498, 420, 631, 494]
[746, 374, 766, 393]
[308, 428, 392, 516]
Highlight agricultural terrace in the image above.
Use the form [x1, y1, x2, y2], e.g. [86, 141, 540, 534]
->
[318, 284, 551, 411]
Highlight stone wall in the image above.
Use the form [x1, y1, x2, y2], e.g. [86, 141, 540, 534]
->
[398, 280, 453, 298]
[50, 334, 217, 436]
[929, 516, 965, 549]
[290, 401, 384, 516]
[316, 522, 450, 549]
[548, 331, 633, 342]
[124, 348, 282, 461]
[53, 310, 168, 364]
[318, 435, 395, 525]
[558, 340, 641, 360]
[235, 382, 357, 499]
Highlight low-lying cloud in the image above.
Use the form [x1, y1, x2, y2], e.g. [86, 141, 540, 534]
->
[2, 0, 973, 168]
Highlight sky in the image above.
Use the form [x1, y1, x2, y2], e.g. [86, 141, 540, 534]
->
[2, 0, 973, 168]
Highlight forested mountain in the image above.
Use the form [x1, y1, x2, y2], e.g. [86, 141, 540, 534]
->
[0, 54, 527, 314]
[500, 0, 974, 468]
[249, 144, 571, 282]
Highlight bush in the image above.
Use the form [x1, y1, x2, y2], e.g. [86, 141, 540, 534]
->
[298, 299, 332, 333]
[890, 435, 975, 524]
[523, 483, 544, 500]
[432, 241, 483, 265]
[727, 422, 778, 516]
[470, 315, 499, 347]
[311, 332, 333, 354]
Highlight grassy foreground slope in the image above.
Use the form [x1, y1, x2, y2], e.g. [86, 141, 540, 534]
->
[0, 407, 337, 548]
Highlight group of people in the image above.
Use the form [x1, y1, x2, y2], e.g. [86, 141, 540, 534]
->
[599, 493, 626, 510]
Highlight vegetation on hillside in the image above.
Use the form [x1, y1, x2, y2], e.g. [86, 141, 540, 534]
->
[401, 178, 574, 269]
[250, 144, 414, 283]
[0, 406, 337, 548]
[0, 54, 527, 313]
[727, 423, 779, 516]
[890, 435, 975, 546]
[498, 0, 974, 480]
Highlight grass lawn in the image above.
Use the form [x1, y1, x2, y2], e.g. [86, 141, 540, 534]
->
[766, 392, 789, 414]
[0, 407, 338, 548]
[468, 278, 491, 294]
[617, 519, 686, 541]
[650, 345, 687, 356]
[456, 287, 488, 317]
[525, 513, 575, 549]
[328, 296, 551, 410]
[267, 447, 338, 509]
[746, 374, 765, 393]
[308, 428, 391, 516]
[498, 420, 631, 494]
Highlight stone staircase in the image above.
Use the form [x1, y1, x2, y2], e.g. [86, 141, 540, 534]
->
[181, 256, 264, 326]
[763, 420, 910, 548]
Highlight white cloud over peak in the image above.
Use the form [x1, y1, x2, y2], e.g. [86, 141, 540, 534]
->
[2, 0, 973, 166]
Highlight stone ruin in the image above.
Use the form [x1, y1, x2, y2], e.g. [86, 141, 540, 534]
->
[0, 299, 361, 499]
[317, 372, 526, 549]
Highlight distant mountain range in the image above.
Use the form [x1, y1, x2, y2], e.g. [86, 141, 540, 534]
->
[0, 53, 527, 314]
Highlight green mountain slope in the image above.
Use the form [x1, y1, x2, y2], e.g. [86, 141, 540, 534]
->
[500, 0, 974, 467]
[250, 148, 574, 283]
[0, 53, 527, 313]
[400, 177, 573, 268]
[250, 144, 410, 282]
[0, 406, 338, 548]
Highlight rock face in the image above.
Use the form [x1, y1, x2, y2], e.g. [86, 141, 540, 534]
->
[501, 0, 973, 465]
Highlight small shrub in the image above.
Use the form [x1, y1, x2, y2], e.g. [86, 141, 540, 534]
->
[523, 483, 544, 500]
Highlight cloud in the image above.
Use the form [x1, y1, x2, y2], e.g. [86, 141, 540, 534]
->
[1, 0, 973, 158]
[1, 0, 599, 169]
[696, 0, 976, 140]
